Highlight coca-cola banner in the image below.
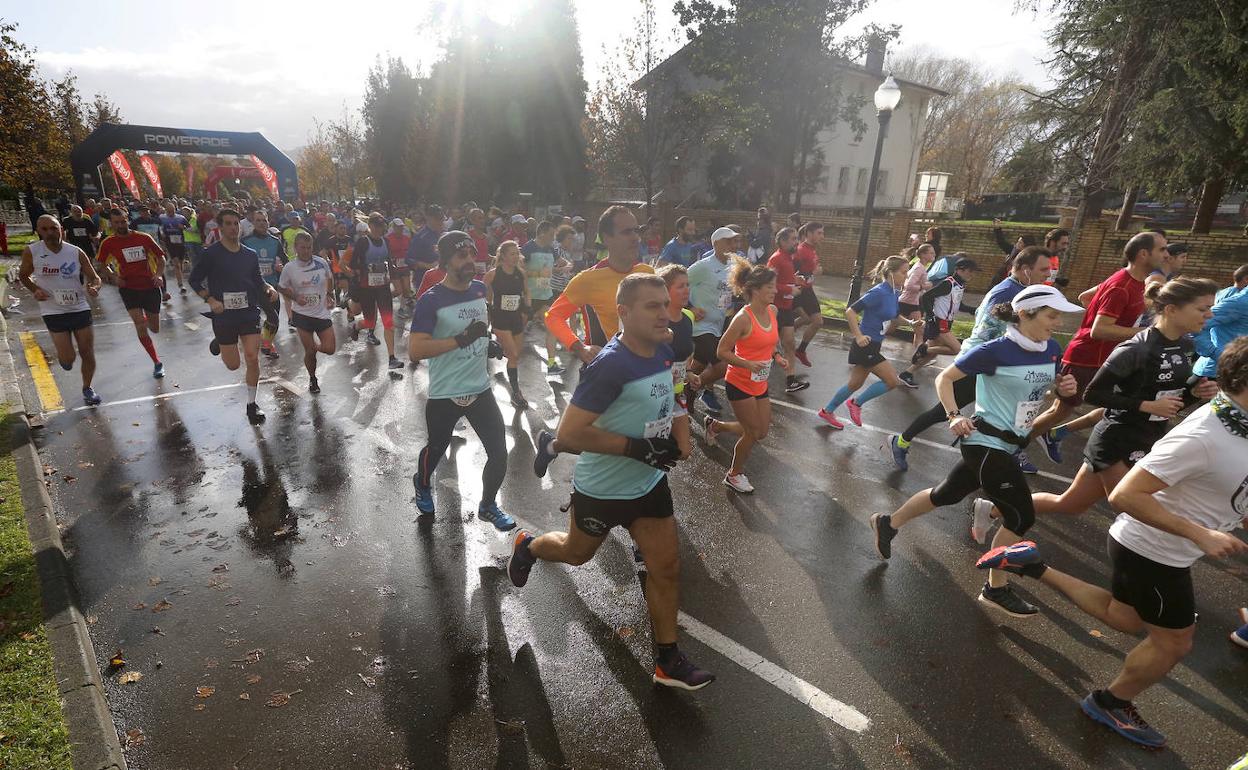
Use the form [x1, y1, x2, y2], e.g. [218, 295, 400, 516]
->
[138, 154, 163, 198]
[250, 154, 279, 198]
[108, 150, 141, 199]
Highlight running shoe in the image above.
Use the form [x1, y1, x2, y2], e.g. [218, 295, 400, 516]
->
[1015, 450, 1038, 475]
[703, 415, 720, 442]
[366, 330, 381, 346]
[308, 376, 320, 394]
[1230, 752, 1248, 770]
[152, 362, 165, 379]
[162, 290, 172, 302]
[547, 360, 565, 375]
[349, 322, 359, 342]
[413, 476, 435, 515]
[510, 392, 529, 409]
[846, 398, 863, 427]
[388, 356, 403, 370]
[246, 402, 266, 426]
[975, 541, 1041, 574]
[869, 512, 896, 559]
[179, 285, 187, 294]
[910, 343, 928, 365]
[816, 408, 844, 429]
[261, 345, 279, 359]
[1039, 428, 1063, 464]
[82, 387, 102, 406]
[1231, 608, 1248, 650]
[1079, 692, 1167, 748]
[784, 377, 810, 393]
[533, 430, 558, 478]
[478, 501, 516, 531]
[977, 582, 1038, 617]
[794, 349, 812, 367]
[971, 498, 996, 544]
[723, 472, 754, 493]
[653, 652, 716, 691]
[897, 371, 917, 389]
[209, 339, 221, 357]
[889, 434, 909, 471]
[507, 530, 536, 587]
[699, 390, 723, 414]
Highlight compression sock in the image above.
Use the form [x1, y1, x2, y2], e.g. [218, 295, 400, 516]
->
[856, 380, 891, 405]
[247, 385, 257, 404]
[507, 366, 520, 394]
[138, 335, 159, 363]
[824, 385, 853, 413]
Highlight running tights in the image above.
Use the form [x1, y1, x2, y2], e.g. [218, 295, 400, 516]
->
[358, 286, 394, 330]
[416, 394, 507, 504]
[901, 375, 977, 443]
[929, 443, 1035, 535]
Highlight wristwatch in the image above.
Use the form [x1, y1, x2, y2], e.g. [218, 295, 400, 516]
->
[946, 411, 962, 420]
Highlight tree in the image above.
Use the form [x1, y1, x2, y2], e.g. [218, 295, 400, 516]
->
[296, 120, 340, 200]
[154, 155, 186, 197]
[86, 93, 122, 130]
[0, 20, 71, 189]
[362, 56, 428, 203]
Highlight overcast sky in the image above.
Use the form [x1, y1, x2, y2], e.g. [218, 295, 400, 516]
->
[13, 0, 1056, 156]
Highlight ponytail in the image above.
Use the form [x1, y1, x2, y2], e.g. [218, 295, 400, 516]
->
[869, 255, 909, 284]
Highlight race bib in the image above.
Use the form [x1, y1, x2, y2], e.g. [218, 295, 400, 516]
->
[1151, 388, 1184, 421]
[122, 246, 146, 263]
[750, 360, 772, 382]
[671, 361, 687, 383]
[259, 262, 273, 276]
[367, 272, 386, 287]
[168, 234, 182, 244]
[451, 394, 479, 408]
[300, 293, 320, 307]
[223, 291, 248, 310]
[717, 291, 733, 312]
[1014, 399, 1045, 432]
[55, 289, 80, 306]
[643, 415, 673, 439]
[534, 276, 551, 291]
[500, 294, 521, 312]
[72, 227, 87, 237]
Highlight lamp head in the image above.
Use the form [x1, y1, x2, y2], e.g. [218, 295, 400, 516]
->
[874, 74, 902, 113]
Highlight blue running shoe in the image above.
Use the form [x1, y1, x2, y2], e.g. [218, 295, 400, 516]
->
[412, 475, 435, 515]
[82, 387, 102, 406]
[1080, 693, 1166, 748]
[507, 530, 536, 587]
[653, 652, 715, 691]
[1231, 608, 1248, 650]
[1039, 428, 1064, 464]
[699, 390, 722, 414]
[153, 362, 165, 379]
[889, 434, 909, 471]
[1015, 450, 1038, 475]
[533, 430, 558, 478]
[975, 540, 1041, 574]
[478, 501, 516, 531]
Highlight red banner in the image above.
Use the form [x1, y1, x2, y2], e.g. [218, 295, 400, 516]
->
[108, 151, 140, 199]
[138, 154, 163, 198]
[249, 155, 278, 198]
[186, 161, 195, 196]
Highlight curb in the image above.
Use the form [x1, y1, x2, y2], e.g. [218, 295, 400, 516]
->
[0, 282, 127, 770]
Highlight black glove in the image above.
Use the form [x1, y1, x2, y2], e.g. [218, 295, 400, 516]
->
[623, 436, 681, 471]
[454, 319, 489, 348]
[487, 339, 504, 359]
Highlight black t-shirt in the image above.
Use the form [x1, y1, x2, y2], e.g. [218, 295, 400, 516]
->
[1085, 327, 1196, 427]
[491, 265, 526, 312]
[61, 216, 98, 257]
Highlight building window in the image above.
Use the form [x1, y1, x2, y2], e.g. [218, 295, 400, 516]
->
[837, 166, 850, 195]
[877, 170, 889, 195]
[856, 168, 869, 196]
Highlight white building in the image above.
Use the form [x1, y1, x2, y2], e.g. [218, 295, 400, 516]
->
[634, 40, 946, 210]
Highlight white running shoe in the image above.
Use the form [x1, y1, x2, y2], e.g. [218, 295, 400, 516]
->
[971, 497, 996, 544]
[723, 473, 754, 493]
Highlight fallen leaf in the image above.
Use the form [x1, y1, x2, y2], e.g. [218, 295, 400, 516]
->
[195, 686, 215, 699]
[265, 689, 301, 708]
[194, 704, 206, 711]
[496, 719, 525, 736]
[616, 626, 634, 639]
[245, 674, 261, 685]
[123, 728, 145, 749]
[204, 658, 219, 669]
[85, 614, 98, 625]
[893, 734, 914, 764]
[225, 597, 241, 607]
[131, 602, 147, 611]
[63, 475, 76, 483]
[151, 627, 165, 636]
[118, 671, 143, 684]
[148, 576, 163, 586]
[347, 631, 362, 639]
[232, 649, 263, 665]
[238, 692, 250, 701]
[1089, 629, 1104, 638]
[152, 599, 173, 613]
[109, 650, 126, 668]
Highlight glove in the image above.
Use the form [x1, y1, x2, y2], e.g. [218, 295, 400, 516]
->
[623, 436, 681, 471]
[487, 339, 504, 359]
[454, 319, 489, 348]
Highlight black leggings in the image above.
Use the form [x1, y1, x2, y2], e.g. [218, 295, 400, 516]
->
[416, 393, 507, 504]
[929, 443, 1035, 535]
[901, 375, 977, 442]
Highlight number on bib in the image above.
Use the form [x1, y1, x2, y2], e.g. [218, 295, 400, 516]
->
[643, 415, 673, 439]
[751, 360, 772, 382]
[1014, 399, 1044, 432]
[55, 290, 80, 306]
[367, 272, 386, 287]
[72, 227, 87, 237]
[500, 294, 521, 312]
[1151, 389, 1185, 421]
[169, 234, 182, 244]
[259, 262, 273, 276]
[300, 293, 320, 307]
[222, 291, 248, 310]
[671, 361, 688, 383]
[122, 246, 146, 263]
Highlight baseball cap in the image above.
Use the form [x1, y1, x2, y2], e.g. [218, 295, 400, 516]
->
[572, 216, 585, 223]
[511, 214, 527, 224]
[711, 226, 738, 243]
[437, 230, 475, 264]
[391, 218, 405, 227]
[1011, 284, 1083, 314]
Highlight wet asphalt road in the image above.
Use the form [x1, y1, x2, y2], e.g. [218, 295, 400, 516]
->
[7, 284, 1248, 770]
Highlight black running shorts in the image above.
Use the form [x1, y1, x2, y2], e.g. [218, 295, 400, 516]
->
[571, 477, 673, 537]
[119, 286, 162, 314]
[43, 310, 92, 334]
[1107, 535, 1195, 629]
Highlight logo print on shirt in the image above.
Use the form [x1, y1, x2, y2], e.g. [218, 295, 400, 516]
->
[59, 260, 77, 277]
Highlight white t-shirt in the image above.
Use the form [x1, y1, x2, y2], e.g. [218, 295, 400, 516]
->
[278, 256, 333, 320]
[30, 240, 92, 316]
[240, 218, 256, 239]
[1109, 402, 1248, 568]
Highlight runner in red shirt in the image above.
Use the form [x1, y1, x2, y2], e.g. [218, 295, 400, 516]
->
[792, 222, 825, 366]
[97, 208, 167, 378]
[766, 227, 809, 393]
[1031, 230, 1168, 462]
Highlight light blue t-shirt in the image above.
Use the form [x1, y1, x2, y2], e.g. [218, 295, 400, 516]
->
[522, 240, 556, 301]
[242, 233, 284, 287]
[954, 335, 1062, 454]
[570, 335, 675, 499]
[410, 281, 490, 400]
[849, 281, 900, 342]
[687, 253, 734, 337]
[960, 277, 1026, 354]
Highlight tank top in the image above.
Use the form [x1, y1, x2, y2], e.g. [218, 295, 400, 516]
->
[492, 264, 526, 313]
[725, 305, 779, 396]
[30, 240, 91, 316]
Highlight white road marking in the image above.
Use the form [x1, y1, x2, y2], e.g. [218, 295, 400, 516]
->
[68, 377, 301, 412]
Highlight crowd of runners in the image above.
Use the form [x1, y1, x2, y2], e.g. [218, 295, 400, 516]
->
[15, 194, 1248, 754]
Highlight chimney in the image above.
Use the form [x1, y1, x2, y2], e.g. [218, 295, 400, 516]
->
[864, 35, 886, 75]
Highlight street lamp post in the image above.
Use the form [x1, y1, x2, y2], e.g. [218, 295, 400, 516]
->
[848, 74, 902, 304]
[330, 156, 340, 201]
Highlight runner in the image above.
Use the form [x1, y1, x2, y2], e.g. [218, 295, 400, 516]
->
[277, 231, 335, 394]
[816, 256, 909, 429]
[318, 218, 353, 308]
[181, 206, 203, 269]
[659, 264, 698, 459]
[975, 336, 1248, 748]
[766, 227, 811, 393]
[507, 273, 714, 691]
[685, 227, 740, 415]
[658, 216, 699, 268]
[889, 247, 1053, 471]
[870, 285, 1083, 619]
[405, 204, 446, 313]
[18, 215, 104, 405]
[522, 221, 566, 374]
[898, 257, 978, 384]
[188, 208, 277, 425]
[96, 208, 167, 379]
[792, 221, 825, 367]
[707, 263, 784, 493]
[157, 202, 190, 294]
[408, 231, 513, 529]
[60, 204, 99, 262]
[242, 211, 287, 359]
[894, 244, 935, 388]
[345, 213, 403, 370]
[1034, 231, 1168, 463]
[386, 218, 414, 317]
[1193, 264, 1248, 380]
[484, 240, 531, 408]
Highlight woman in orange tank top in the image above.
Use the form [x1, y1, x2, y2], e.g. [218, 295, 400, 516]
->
[707, 262, 786, 493]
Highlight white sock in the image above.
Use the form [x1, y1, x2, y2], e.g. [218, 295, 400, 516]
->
[247, 385, 257, 404]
